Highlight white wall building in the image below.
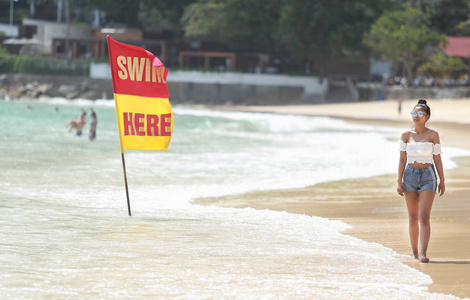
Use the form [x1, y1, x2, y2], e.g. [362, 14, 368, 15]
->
[22, 18, 91, 55]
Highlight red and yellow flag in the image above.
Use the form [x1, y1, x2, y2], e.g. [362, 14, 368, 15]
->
[107, 36, 173, 152]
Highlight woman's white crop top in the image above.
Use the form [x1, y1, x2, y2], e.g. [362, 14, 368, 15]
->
[399, 141, 442, 164]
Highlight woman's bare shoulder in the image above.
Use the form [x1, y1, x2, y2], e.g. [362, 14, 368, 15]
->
[426, 128, 440, 143]
[400, 130, 411, 142]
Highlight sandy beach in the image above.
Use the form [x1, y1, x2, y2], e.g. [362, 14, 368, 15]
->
[195, 98, 470, 298]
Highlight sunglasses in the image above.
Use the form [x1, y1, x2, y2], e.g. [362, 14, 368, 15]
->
[410, 110, 426, 117]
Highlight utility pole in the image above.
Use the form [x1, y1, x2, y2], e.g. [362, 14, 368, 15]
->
[9, 0, 15, 26]
[65, 0, 71, 59]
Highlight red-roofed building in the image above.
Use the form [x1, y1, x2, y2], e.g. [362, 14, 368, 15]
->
[440, 36, 470, 58]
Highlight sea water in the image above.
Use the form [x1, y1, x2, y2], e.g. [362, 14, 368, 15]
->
[0, 99, 468, 299]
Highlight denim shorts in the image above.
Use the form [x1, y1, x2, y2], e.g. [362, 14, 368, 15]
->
[403, 165, 437, 193]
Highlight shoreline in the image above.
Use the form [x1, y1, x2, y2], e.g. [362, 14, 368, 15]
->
[193, 99, 470, 298]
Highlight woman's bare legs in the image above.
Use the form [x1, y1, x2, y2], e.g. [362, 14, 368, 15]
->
[405, 191, 435, 262]
[405, 192, 420, 259]
[418, 191, 435, 262]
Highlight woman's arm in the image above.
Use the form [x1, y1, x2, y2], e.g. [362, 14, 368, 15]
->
[397, 133, 408, 196]
[432, 131, 445, 196]
[397, 151, 407, 196]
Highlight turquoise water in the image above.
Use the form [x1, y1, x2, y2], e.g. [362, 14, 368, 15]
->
[0, 99, 466, 299]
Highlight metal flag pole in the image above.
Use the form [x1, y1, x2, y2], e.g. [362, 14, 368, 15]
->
[121, 153, 132, 216]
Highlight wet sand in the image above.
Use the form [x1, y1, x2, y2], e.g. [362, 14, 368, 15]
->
[193, 98, 470, 298]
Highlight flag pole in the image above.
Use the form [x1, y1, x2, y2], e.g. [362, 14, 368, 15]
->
[121, 153, 132, 216]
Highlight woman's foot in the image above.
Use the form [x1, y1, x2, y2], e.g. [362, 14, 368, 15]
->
[419, 255, 429, 263]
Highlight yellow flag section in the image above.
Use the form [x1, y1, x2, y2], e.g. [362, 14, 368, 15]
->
[107, 35, 173, 152]
[114, 94, 172, 152]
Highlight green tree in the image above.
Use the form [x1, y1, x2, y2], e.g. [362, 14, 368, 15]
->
[82, 0, 195, 35]
[138, 0, 196, 37]
[83, 0, 144, 27]
[363, 3, 447, 79]
[417, 52, 466, 79]
[0, 45, 8, 56]
[183, 0, 398, 74]
[276, 0, 400, 75]
[455, 1, 470, 35]
[183, 0, 282, 53]
[422, 0, 470, 35]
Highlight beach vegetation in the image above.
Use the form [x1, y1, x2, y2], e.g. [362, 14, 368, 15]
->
[425, 0, 470, 36]
[417, 52, 467, 79]
[2, 0, 470, 78]
[455, 0, 470, 36]
[0, 54, 89, 76]
[363, 2, 447, 79]
[81, 0, 196, 32]
[0, 45, 8, 56]
[456, 20, 470, 36]
[182, 0, 397, 75]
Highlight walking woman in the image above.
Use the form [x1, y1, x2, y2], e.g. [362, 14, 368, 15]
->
[397, 99, 445, 263]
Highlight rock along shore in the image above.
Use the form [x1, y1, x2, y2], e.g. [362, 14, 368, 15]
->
[3, 72, 470, 104]
[0, 73, 114, 101]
